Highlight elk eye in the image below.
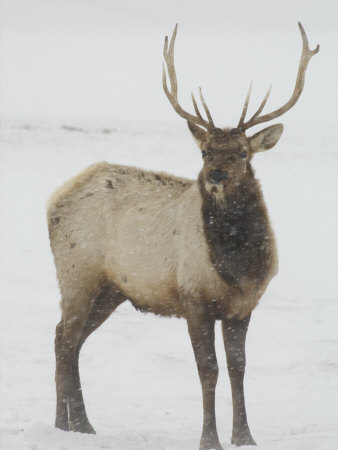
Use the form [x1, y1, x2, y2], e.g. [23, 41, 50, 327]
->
[201, 150, 207, 158]
[240, 151, 247, 159]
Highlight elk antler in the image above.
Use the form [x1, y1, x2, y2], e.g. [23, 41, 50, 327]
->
[238, 22, 319, 130]
[162, 24, 215, 130]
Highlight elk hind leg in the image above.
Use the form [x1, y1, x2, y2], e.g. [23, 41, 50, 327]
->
[55, 320, 69, 431]
[55, 280, 126, 433]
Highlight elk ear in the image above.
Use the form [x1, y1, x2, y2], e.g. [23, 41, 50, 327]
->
[249, 124, 283, 153]
[187, 121, 207, 149]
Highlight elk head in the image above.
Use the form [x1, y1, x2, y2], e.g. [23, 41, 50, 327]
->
[162, 23, 319, 198]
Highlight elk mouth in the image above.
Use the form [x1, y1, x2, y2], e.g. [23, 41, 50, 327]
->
[204, 172, 238, 199]
[205, 180, 227, 198]
[208, 178, 227, 185]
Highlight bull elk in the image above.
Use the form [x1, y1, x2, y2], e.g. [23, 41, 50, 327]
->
[48, 23, 319, 449]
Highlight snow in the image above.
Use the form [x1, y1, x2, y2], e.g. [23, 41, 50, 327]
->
[1, 0, 338, 449]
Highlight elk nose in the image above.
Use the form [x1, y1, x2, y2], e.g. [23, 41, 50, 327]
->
[209, 169, 228, 183]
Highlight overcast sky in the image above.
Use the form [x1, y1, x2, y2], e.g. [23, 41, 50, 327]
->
[1, 0, 337, 128]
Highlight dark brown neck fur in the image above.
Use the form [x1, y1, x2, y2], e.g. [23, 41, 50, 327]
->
[199, 166, 273, 289]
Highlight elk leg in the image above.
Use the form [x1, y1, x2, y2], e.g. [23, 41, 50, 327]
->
[222, 314, 256, 446]
[187, 307, 222, 450]
[55, 320, 69, 431]
[55, 281, 126, 434]
[77, 282, 126, 349]
[55, 317, 95, 434]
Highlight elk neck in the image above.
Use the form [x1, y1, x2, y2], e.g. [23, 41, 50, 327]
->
[198, 165, 274, 290]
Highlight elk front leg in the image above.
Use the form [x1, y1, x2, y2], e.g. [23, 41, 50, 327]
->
[187, 307, 222, 450]
[222, 314, 256, 446]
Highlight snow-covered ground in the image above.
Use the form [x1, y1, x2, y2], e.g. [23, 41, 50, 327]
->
[1, 120, 337, 450]
[1, 0, 338, 449]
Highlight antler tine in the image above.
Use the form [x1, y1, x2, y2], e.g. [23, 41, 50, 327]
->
[163, 24, 178, 97]
[162, 24, 213, 129]
[240, 22, 319, 131]
[237, 81, 253, 128]
[191, 92, 206, 123]
[243, 84, 272, 128]
[199, 87, 215, 128]
[298, 22, 320, 57]
[248, 84, 272, 123]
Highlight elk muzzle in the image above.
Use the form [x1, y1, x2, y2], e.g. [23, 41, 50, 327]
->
[209, 169, 228, 184]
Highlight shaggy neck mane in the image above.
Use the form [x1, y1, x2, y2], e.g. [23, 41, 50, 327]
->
[198, 166, 273, 289]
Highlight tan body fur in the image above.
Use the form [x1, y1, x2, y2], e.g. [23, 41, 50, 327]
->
[48, 162, 277, 323]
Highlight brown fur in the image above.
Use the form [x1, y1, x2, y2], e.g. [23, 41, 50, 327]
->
[199, 167, 276, 293]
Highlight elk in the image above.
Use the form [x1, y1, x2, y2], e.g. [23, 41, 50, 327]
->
[48, 23, 319, 449]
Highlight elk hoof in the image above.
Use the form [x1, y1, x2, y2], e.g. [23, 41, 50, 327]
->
[199, 445, 223, 450]
[81, 423, 96, 434]
[200, 435, 223, 450]
[231, 434, 256, 446]
[55, 420, 69, 432]
[69, 420, 96, 434]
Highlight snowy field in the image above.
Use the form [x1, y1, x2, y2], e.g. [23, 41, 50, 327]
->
[1, 1, 338, 449]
